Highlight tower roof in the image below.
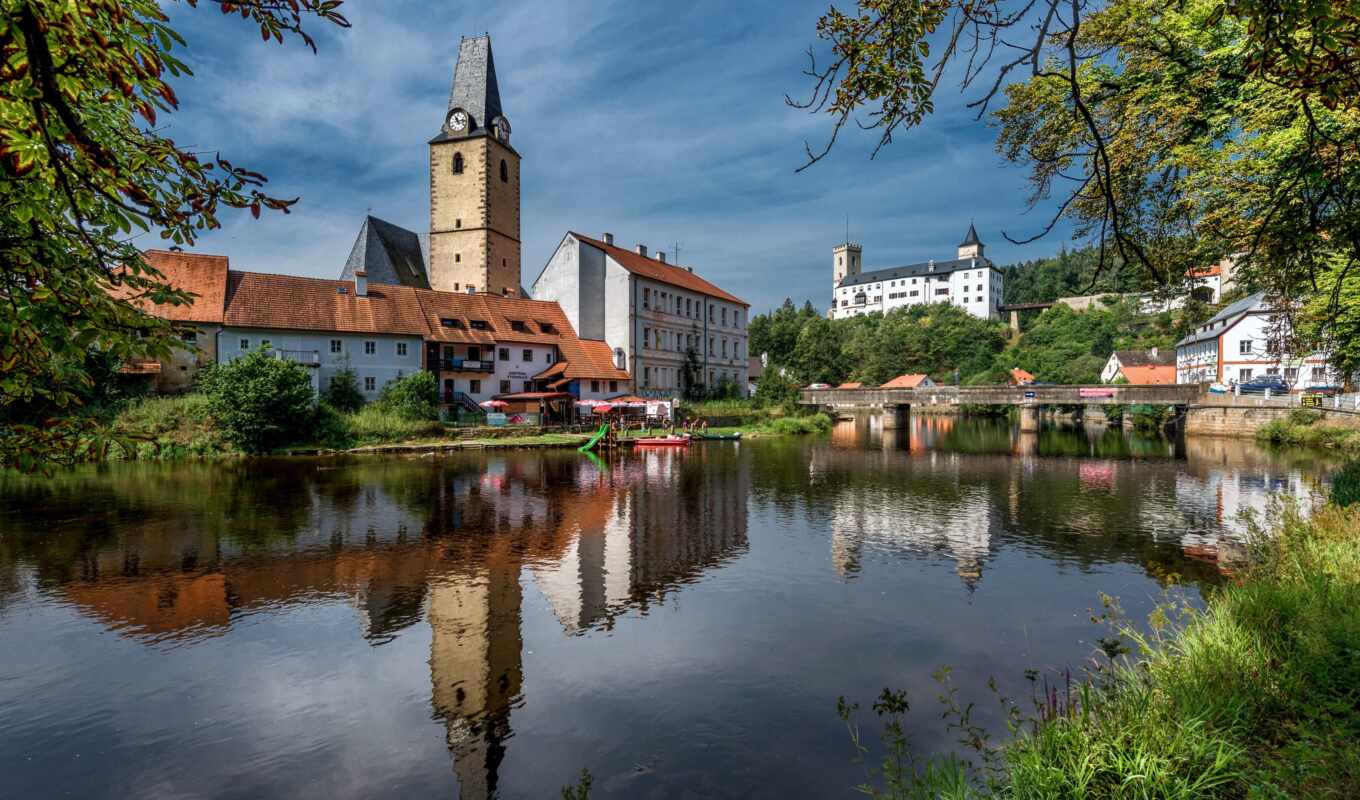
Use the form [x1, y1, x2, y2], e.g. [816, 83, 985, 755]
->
[443, 35, 503, 136]
[959, 222, 982, 247]
[339, 215, 430, 289]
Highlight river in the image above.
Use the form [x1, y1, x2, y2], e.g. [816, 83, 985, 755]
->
[0, 418, 1337, 798]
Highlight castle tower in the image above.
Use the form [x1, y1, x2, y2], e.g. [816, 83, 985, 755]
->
[833, 242, 862, 288]
[957, 223, 984, 261]
[428, 36, 521, 296]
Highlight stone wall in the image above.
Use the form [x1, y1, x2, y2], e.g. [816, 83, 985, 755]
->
[1184, 404, 1360, 437]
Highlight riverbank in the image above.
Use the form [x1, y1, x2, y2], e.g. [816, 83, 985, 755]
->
[848, 495, 1360, 798]
[92, 395, 832, 461]
[1258, 409, 1360, 454]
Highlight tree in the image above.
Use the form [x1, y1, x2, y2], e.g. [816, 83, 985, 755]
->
[0, 0, 349, 471]
[322, 368, 365, 413]
[679, 346, 706, 401]
[791, 0, 1360, 368]
[197, 349, 316, 453]
[791, 316, 845, 385]
[375, 372, 439, 421]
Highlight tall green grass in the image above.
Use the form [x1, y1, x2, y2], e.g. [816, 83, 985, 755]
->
[1258, 411, 1360, 454]
[844, 500, 1360, 799]
[103, 394, 233, 459]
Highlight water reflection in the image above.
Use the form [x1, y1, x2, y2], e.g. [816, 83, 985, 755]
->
[0, 420, 1338, 799]
[0, 449, 749, 797]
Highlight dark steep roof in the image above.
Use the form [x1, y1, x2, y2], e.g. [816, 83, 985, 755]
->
[339, 216, 430, 289]
[838, 256, 996, 289]
[959, 223, 981, 247]
[1176, 292, 1266, 346]
[431, 35, 504, 142]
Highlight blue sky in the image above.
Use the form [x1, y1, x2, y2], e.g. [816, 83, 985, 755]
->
[163, 0, 1071, 315]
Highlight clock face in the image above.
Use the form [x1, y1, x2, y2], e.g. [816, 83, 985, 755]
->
[493, 116, 511, 140]
[447, 109, 469, 133]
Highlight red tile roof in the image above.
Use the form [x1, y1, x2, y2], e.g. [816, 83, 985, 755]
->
[1010, 367, 1035, 385]
[1119, 365, 1177, 385]
[837, 381, 863, 390]
[121, 250, 229, 324]
[572, 233, 748, 307]
[882, 373, 931, 389]
[223, 272, 429, 335]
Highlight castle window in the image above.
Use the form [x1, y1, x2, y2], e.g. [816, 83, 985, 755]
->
[499, 159, 508, 182]
[452, 153, 464, 174]
[455, 253, 461, 263]
[456, 218, 462, 228]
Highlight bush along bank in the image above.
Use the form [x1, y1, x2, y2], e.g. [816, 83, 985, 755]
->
[841, 494, 1360, 799]
[1258, 408, 1360, 454]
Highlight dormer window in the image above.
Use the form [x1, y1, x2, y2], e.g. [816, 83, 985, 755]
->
[510, 320, 529, 333]
[440, 318, 465, 329]
[452, 153, 464, 174]
[538, 322, 557, 334]
[469, 320, 490, 331]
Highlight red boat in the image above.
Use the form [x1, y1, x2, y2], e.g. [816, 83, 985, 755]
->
[632, 435, 691, 447]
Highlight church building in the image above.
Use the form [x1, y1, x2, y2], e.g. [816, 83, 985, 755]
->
[339, 35, 522, 298]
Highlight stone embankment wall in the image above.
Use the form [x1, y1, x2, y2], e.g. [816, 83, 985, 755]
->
[1184, 403, 1360, 438]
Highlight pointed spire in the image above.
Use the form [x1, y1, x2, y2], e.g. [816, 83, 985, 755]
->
[959, 221, 981, 247]
[445, 35, 504, 135]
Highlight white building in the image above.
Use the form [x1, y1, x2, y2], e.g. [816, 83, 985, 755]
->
[830, 224, 1003, 320]
[1175, 292, 1336, 388]
[533, 232, 751, 398]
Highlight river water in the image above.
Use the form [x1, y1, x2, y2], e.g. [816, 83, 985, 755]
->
[0, 418, 1337, 799]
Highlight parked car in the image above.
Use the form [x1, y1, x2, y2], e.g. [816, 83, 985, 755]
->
[1237, 375, 1290, 395]
[806, 383, 832, 390]
[1304, 384, 1342, 397]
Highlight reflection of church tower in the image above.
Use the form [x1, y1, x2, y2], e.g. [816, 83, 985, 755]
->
[428, 543, 523, 800]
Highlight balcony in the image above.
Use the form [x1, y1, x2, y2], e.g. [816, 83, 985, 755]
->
[269, 349, 320, 367]
[439, 357, 495, 373]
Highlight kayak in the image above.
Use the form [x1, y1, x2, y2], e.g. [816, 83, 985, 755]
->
[633, 435, 691, 447]
[695, 432, 742, 441]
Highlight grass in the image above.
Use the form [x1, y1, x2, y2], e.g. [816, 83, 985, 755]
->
[843, 498, 1360, 799]
[340, 405, 445, 446]
[100, 394, 233, 460]
[1258, 408, 1360, 453]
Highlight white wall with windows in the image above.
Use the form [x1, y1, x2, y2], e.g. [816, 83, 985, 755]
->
[831, 263, 1003, 321]
[219, 328, 423, 400]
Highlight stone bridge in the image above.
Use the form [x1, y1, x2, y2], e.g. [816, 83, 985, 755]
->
[797, 384, 1320, 435]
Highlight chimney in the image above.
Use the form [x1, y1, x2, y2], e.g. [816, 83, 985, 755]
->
[636, 244, 648, 258]
[603, 232, 614, 246]
[657, 251, 666, 263]
[354, 270, 368, 296]
[686, 266, 694, 273]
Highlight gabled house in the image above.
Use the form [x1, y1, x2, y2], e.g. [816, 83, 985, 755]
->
[533, 231, 750, 397]
[115, 250, 230, 392]
[1101, 348, 1176, 384]
[881, 373, 935, 389]
[1175, 293, 1336, 388]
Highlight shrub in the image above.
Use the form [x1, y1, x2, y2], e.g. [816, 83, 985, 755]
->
[1334, 461, 1360, 508]
[375, 371, 439, 420]
[197, 349, 316, 453]
[312, 402, 354, 449]
[323, 368, 365, 413]
[763, 412, 833, 435]
[1286, 407, 1323, 426]
[345, 404, 444, 444]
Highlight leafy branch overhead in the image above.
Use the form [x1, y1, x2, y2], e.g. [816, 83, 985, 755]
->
[792, 0, 1360, 367]
[0, 0, 348, 471]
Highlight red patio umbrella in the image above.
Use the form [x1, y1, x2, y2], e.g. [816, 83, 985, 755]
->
[480, 399, 509, 410]
[592, 404, 614, 414]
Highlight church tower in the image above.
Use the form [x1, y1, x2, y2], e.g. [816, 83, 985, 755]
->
[957, 223, 984, 260]
[428, 36, 521, 296]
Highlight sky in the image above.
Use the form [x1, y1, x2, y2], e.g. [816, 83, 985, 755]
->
[162, 0, 1073, 315]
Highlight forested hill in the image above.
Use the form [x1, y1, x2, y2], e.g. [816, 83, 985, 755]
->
[1001, 246, 1149, 306]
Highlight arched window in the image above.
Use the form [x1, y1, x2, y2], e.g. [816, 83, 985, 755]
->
[499, 159, 508, 183]
[452, 153, 464, 174]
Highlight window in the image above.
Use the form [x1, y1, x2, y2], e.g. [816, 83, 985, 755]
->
[721, 308, 727, 326]
[686, 298, 692, 316]
[643, 367, 651, 387]
[500, 380, 511, 393]
[364, 376, 376, 391]
[239, 338, 250, 350]
[441, 318, 465, 329]
[467, 346, 481, 362]
[364, 341, 376, 355]
[182, 330, 198, 344]
[330, 339, 342, 353]
[396, 342, 407, 357]
[510, 320, 529, 333]
[452, 153, 464, 174]
[644, 328, 651, 348]
[469, 320, 489, 331]
[522, 349, 532, 362]
[455, 253, 461, 263]
[1239, 368, 1253, 381]
[591, 380, 600, 393]
[722, 339, 728, 357]
[1284, 367, 1299, 382]
[709, 336, 714, 355]
[1240, 340, 1253, 355]
[499, 159, 508, 182]
[643, 288, 650, 309]
[539, 322, 557, 334]
[470, 379, 481, 394]
[610, 380, 618, 392]
[497, 348, 509, 361]
[546, 351, 554, 363]
[523, 381, 533, 392]
[709, 305, 714, 322]
[935, 288, 949, 296]
[455, 218, 462, 229]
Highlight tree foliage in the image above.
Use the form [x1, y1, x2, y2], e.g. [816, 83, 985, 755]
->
[793, 0, 1360, 371]
[197, 349, 316, 453]
[322, 367, 365, 413]
[375, 371, 439, 421]
[0, 0, 348, 471]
